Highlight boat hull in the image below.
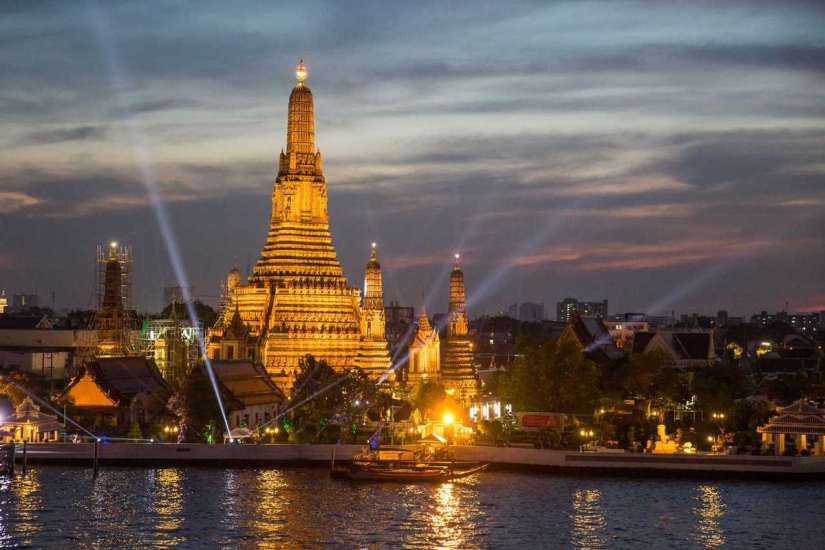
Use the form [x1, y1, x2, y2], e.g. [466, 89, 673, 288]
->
[331, 463, 488, 482]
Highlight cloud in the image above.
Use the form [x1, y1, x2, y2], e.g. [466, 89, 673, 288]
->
[0, 191, 41, 213]
[18, 125, 106, 146]
[0, 254, 22, 271]
[121, 98, 200, 116]
[511, 237, 781, 272]
[0, 156, 275, 219]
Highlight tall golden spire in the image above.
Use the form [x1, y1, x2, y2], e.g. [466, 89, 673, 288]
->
[442, 252, 475, 397]
[449, 253, 465, 315]
[284, 59, 315, 166]
[363, 242, 384, 308]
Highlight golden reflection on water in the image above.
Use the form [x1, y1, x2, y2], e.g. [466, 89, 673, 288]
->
[428, 482, 469, 548]
[153, 469, 183, 545]
[250, 469, 288, 549]
[695, 485, 726, 548]
[571, 488, 608, 549]
[10, 470, 43, 544]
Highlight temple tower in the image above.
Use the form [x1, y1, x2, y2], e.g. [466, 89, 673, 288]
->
[440, 254, 477, 397]
[353, 243, 392, 380]
[210, 61, 368, 386]
[407, 306, 440, 386]
[91, 242, 136, 357]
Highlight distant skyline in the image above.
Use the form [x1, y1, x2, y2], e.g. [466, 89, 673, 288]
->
[1, 1, 823, 318]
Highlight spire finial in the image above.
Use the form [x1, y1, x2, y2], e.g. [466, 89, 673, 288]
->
[454, 253, 460, 268]
[371, 242, 377, 259]
[296, 59, 307, 83]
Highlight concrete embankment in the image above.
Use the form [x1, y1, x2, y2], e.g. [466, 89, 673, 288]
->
[12, 443, 825, 480]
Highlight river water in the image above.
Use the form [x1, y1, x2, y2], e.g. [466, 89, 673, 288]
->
[0, 466, 822, 549]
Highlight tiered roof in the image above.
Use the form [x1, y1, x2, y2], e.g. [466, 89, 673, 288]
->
[758, 400, 825, 436]
[62, 356, 168, 408]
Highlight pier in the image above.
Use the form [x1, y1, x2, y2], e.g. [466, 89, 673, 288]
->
[11, 442, 825, 480]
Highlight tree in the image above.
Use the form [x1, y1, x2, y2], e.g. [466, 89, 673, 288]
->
[411, 381, 446, 421]
[691, 364, 748, 412]
[289, 355, 347, 441]
[182, 365, 225, 443]
[481, 370, 509, 401]
[338, 366, 379, 443]
[769, 372, 815, 405]
[624, 351, 690, 417]
[161, 300, 218, 329]
[508, 336, 600, 414]
[127, 422, 143, 440]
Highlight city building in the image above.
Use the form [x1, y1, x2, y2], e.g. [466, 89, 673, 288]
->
[751, 310, 821, 333]
[507, 302, 546, 322]
[0, 290, 6, 314]
[604, 318, 650, 350]
[384, 301, 415, 362]
[6, 292, 38, 314]
[556, 298, 608, 322]
[0, 315, 94, 380]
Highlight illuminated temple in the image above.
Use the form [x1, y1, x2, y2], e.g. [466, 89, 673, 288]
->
[208, 62, 392, 385]
[440, 255, 478, 396]
[209, 61, 477, 397]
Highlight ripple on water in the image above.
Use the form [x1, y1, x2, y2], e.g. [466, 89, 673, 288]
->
[1, 468, 824, 548]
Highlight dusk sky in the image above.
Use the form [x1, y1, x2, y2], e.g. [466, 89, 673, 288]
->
[1, 1, 823, 318]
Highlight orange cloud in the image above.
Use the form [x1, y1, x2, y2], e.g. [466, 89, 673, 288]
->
[510, 237, 778, 272]
[0, 192, 41, 214]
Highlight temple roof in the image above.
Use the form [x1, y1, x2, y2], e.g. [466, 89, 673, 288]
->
[4, 396, 58, 425]
[0, 315, 52, 330]
[565, 313, 623, 361]
[779, 400, 823, 415]
[757, 400, 825, 435]
[63, 356, 168, 407]
[209, 360, 284, 408]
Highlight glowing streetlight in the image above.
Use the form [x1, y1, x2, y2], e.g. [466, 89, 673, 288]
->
[443, 412, 454, 425]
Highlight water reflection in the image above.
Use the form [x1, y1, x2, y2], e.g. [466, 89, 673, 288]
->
[0, 476, 12, 546]
[0, 468, 819, 548]
[429, 483, 467, 548]
[250, 469, 288, 549]
[153, 469, 183, 545]
[10, 470, 44, 545]
[570, 488, 609, 549]
[694, 485, 726, 548]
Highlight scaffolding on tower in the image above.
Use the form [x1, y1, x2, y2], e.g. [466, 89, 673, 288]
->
[89, 242, 138, 357]
[140, 301, 203, 387]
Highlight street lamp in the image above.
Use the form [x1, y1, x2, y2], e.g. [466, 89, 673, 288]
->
[163, 425, 179, 442]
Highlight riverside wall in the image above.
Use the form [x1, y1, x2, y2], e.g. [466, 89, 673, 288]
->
[12, 443, 825, 480]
